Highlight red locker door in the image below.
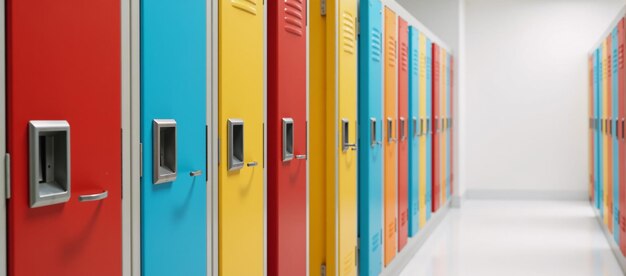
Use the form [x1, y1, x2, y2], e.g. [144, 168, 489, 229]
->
[7, 0, 122, 275]
[268, 0, 308, 275]
[432, 43, 440, 212]
[397, 17, 409, 251]
[618, 18, 626, 254]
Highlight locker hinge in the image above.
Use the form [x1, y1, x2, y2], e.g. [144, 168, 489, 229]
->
[320, 0, 326, 16]
[5, 153, 10, 199]
[356, 17, 360, 36]
[217, 138, 220, 166]
[139, 143, 143, 178]
[355, 239, 359, 267]
[321, 264, 326, 276]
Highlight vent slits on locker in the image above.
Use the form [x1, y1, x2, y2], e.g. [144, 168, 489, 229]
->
[387, 36, 396, 67]
[372, 28, 382, 62]
[284, 0, 304, 36]
[232, 0, 258, 15]
[401, 41, 408, 72]
[342, 12, 356, 54]
[412, 48, 418, 77]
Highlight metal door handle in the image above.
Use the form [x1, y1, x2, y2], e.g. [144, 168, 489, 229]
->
[344, 143, 357, 150]
[296, 154, 307, 160]
[79, 191, 108, 202]
[247, 161, 258, 167]
[190, 170, 203, 177]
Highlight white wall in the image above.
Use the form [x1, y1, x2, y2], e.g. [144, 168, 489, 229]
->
[397, 0, 467, 203]
[464, 0, 624, 196]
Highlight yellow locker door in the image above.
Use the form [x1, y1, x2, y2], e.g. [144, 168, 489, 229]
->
[440, 48, 447, 205]
[383, 7, 397, 266]
[418, 33, 427, 228]
[602, 41, 610, 225]
[218, 1, 264, 275]
[336, 0, 358, 275]
[310, 0, 328, 275]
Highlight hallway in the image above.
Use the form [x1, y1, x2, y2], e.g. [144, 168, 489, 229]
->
[400, 200, 623, 276]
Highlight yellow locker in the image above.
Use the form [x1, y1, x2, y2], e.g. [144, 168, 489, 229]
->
[310, 0, 358, 275]
[218, 0, 264, 275]
[310, 0, 328, 274]
[418, 32, 427, 228]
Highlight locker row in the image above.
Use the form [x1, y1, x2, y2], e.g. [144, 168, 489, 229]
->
[2, 0, 454, 275]
[589, 16, 626, 257]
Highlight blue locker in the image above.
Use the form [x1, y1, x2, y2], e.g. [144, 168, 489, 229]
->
[594, 50, 600, 210]
[358, 0, 383, 275]
[426, 38, 433, 221]
[140, 0, 207, 275]
[612, 27, 620, 243]
[408, 26, 420, 236]
[598, 47, 604, 215]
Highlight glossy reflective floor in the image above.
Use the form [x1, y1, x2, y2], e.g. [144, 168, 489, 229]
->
[400, 200, 624, 276]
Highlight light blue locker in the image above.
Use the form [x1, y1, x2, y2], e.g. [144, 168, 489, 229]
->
[426, 38, 433, 221]
[140, 0, 207, 275]
[612, 27, 619, 243]
[358, 0, 383, 275]
[598, 47, 604, 215]
[408, 26, 420, 236]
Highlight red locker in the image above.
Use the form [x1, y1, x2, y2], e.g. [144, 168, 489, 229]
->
[7, 0, 122, 275]
[268, 0, 308, 275]
[397, 17, 409, 251]
[432, 43, 440, 212]
[618, 18, 626, 254]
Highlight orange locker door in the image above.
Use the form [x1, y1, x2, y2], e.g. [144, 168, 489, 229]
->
[383, 7, 398, 266]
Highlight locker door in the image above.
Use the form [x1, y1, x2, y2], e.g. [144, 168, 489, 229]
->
[444, 53, 452, 200]
[600, 45, 606, 216]
[589, 55, 594, 203]
[357, 0, 384, 275]
[397, 17, 409, 251]
[334, 0, 358, 274]
[594, 50, 599, 210]
[425, 38, 433, 221]
[140, 1, 207, 274]
[616, 19, 626, 253]
[218, 0, 265, 275]
[309, 0, 328, 274]
[7, 0, 122, 275]
[604, 36, 614, 232]
[408, 26, 420, 237]
[450, 55, 454, 197]
[268, 0, 307, 275]
[612, 27, 620, 242]
[432, 43, 440, 213]
[383, 7, 398, 266]
[439, 48, 447, 206]
[418, 34, 428, 227]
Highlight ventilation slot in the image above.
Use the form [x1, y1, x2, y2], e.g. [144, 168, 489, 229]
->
[232, 0, 258, 15]
[284, 0, 304, 36]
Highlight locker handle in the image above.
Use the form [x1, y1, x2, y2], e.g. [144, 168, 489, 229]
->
[190, 170, 203, 177]
[387, 117, 396, 143]
[78, 190, 108, 202]
[342, 119, 357, 151]
[622, 118, 625, 140]
[296, 154, 307, 160]
[247, 161, 258, 167]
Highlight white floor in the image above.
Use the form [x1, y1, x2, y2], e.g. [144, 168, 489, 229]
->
[399, 200, 625, 276]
